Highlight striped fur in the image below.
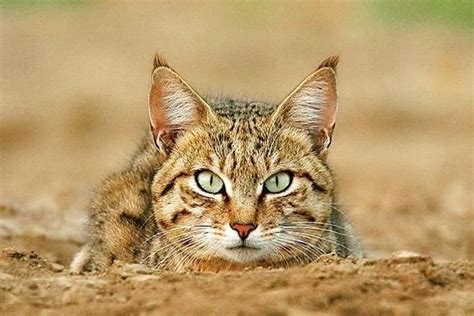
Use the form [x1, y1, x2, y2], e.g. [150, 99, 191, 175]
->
[71, 55, 363, 273]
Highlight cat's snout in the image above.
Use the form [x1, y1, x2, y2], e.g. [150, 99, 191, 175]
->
[230, 223, 257, 241]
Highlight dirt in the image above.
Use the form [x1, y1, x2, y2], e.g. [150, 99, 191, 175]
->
[1, 2, 473, 315]
[1, 248, 472, 315]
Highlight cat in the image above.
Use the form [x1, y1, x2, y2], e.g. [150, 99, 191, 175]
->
[70, 54, 364, 273]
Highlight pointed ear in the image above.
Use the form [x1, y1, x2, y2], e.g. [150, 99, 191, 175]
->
[148, 54, 215, 152]
[271, 56, 339, 155]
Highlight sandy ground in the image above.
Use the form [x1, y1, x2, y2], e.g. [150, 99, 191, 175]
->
[1, 248, 473, 315]
[1, 2, 473, 315]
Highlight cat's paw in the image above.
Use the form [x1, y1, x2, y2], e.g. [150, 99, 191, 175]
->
[70, 245, 93, 274]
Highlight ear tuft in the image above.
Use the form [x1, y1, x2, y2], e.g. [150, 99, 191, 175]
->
[317, 55, 339, 72]
[153, 53, 170, 71]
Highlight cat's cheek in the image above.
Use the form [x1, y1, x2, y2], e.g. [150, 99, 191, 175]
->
[155, 195, 181, 218]
[158, 203, 206, 225]
[186, 207, 206, 218]
[281, 207, 295, 217]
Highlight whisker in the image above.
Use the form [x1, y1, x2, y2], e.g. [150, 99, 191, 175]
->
[278, 235, 325, 260]
[138, 226, 192, 250]
[153, 237, 198, 270]
[138, 211, 156, 231]
[272, 237, 311, 264]
[163, 227, 217, 270]
[280, 225, 355, 238]
[282, 230, 356, 255]
[282, 221, 352, 231]
[142, 226, 207, 265]
[143, 233, 194, 266]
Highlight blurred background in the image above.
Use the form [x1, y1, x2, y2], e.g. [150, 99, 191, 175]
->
[0, 1, 472, 263]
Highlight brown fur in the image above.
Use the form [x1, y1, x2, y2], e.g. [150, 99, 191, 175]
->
[71, 54, 363, 273]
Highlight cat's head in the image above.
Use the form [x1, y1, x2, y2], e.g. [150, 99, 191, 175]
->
[149, 54, 339, 266]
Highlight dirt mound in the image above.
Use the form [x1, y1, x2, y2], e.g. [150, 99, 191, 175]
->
[1, 248, 473, 315]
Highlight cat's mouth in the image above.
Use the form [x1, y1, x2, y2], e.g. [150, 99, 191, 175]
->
[220, 242, 266, 262]
[218, 230, 266, 261]
[227, 244, 260, 250]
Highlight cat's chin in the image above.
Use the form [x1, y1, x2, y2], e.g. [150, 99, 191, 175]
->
[220, 246, 267, 263]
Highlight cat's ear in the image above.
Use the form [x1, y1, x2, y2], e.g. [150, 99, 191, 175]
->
[272, 56, 339, 155]
[148, 54, 215, 151]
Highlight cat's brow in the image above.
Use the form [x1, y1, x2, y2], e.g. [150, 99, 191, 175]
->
[296, 172, 328, 193]
[158, 172, 191, 197]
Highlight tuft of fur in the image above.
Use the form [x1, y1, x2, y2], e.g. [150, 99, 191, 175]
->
[71, 54, 363, 273]
[153, 53, 170, 70]
[317, 55, 339, 71]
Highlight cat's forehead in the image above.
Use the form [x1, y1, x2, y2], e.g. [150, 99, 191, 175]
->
[199, 98, 310, 162]
[178, 98, 314, 188]
[204, 98, 279, 157]
[207, 97, 276, 120]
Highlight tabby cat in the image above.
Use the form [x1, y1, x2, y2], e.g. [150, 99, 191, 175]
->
[71, 54, 363, 273]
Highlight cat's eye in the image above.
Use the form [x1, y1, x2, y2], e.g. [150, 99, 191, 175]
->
[195, 170, 225, 194]
[263, 171, 293, 194]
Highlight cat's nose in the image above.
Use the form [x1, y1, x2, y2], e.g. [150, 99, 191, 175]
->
[230, 223, 257, 240]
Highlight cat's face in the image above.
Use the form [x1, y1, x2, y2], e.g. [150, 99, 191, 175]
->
[148, 55, 339, 267]
[152, 116, 335, 264]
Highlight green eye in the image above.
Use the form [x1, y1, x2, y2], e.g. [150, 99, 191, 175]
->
[195, 170, 224, 194]
[264, 171, 293, 194]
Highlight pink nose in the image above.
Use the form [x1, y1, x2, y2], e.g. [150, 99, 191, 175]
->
[230, 223, 257, 240]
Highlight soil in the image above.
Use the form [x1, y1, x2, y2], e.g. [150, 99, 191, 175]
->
[1, 2, 473, 315]
[1, 248, 473, 315]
